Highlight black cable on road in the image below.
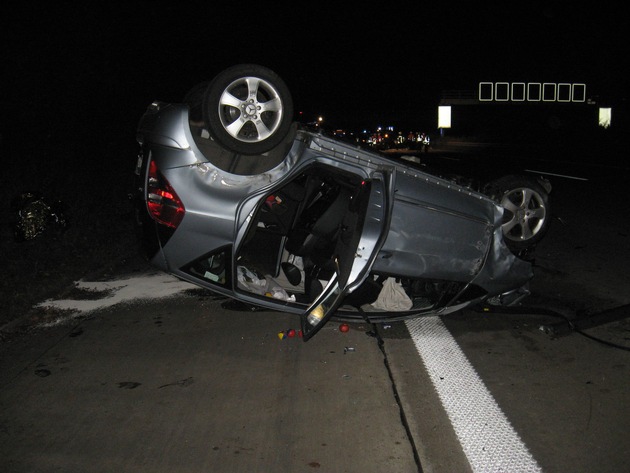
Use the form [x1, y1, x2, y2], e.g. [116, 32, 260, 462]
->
[474, 303, 630, 352]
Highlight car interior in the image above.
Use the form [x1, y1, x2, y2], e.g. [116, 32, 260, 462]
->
[236, 164, 369, 305]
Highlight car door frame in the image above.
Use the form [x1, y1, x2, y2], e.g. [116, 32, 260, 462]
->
[299, 168, 394, 341]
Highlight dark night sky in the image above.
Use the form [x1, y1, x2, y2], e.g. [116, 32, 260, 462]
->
[2, 2, 626, 133]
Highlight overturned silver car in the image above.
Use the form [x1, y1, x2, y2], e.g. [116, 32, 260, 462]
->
[133, 64, 551, 341]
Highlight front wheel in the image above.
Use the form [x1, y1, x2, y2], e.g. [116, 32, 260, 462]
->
[203, 64, 294, 155]
[485, 175, 551, 252]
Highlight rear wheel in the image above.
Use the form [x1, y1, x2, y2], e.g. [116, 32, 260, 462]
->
[485, 175, 551, 252]
[203, 64, 294, 155]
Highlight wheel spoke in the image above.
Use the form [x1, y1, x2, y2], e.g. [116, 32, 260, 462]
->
[520, 222, 534, 240]
[501, 198, 520, 213]
[219, 90, 242, 109]
[260, 96, 282, 113]
[530, 207, 546, 220]
[245, 77, 260, 99]
[225, 119, 245, 139]
[521, 188, 535, 208]
[253, 120, 272, 140]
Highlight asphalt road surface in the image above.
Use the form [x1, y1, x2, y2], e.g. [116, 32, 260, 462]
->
[1, 151, 629, 473]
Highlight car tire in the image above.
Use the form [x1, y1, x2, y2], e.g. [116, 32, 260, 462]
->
[183, 81, 210, 122]
[203, 64, 294, 155]
[485, 175, 551, 252]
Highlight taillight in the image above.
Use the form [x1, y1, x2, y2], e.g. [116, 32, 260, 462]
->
[146, 160, 185, 229]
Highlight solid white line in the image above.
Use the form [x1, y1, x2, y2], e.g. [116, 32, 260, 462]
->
[525, 169, 589, 181]
[406, 316, 542, 473]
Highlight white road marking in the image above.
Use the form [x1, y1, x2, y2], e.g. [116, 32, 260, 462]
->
[525, 169, 589, 181]
[406, 316, 542, 473]
[35, 273, 196, 325]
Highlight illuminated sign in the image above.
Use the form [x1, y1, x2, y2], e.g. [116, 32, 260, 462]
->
[599, 108, 611, 128]
[438, 106, 451, 128]
[479, 82, 586, 102]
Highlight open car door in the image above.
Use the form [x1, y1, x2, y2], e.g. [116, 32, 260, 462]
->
[300, 169, 393, 341]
